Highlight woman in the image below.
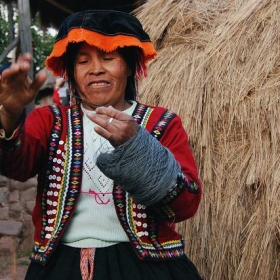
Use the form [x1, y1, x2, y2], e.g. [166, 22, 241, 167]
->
[0, 10, 202, 280]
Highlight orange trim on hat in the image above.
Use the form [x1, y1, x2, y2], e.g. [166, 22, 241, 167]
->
[45, 28, 157, 77]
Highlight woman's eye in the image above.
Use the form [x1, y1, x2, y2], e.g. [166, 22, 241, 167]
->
[77, 60, 88, 64]
[103, 56, 114, 61]
[76, 55, 89, 64]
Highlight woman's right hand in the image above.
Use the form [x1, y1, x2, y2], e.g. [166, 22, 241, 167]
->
[0, 53, 46, 135]
[0, 53, 47, 114]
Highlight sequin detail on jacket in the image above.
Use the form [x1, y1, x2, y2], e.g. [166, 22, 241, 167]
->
[22, 103, 201, 264]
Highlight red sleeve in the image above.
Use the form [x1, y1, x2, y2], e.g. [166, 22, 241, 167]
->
[159, 115, 202, 222]
[0, 106, 54, 181]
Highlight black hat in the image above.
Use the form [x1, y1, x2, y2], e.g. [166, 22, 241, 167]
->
[45, 10, 157, 78]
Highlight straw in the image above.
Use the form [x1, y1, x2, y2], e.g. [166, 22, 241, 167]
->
[135, 0, 280, 279]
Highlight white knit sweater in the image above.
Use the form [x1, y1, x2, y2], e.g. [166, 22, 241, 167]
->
[61, 102, 136, 248]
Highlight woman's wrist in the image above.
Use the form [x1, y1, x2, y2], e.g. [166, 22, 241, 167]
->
[0, 105, 24, 138]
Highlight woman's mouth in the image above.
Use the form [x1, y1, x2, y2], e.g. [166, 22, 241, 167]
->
[87, 81, 110, 88]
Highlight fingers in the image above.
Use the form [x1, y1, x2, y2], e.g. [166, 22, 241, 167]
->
[30, 70, 47, 94]
[87, 110, 117, 134]
[94, 106, 120, 119]
[87, 106, 139, 146]
[1, 53, 32, 83]
[17, 52, 32, 63]
[1, 63, 29, 82]
[0, 53, 46, 112]
[94, 106, 133, 122]
[88, 106, 134, 129]
[108, 117, 114, 124]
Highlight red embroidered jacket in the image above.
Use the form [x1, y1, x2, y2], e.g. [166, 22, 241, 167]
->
[0, 102, 201, 264]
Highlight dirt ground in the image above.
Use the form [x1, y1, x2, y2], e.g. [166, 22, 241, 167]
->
[0, 253, 29, 280]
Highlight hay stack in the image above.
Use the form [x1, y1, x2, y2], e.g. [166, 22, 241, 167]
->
[135, 0, 280, 279]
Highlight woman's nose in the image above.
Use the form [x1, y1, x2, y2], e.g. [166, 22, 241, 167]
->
[90, 59, 105, 75]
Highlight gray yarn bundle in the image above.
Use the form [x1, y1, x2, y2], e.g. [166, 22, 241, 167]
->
[96, 127, 180, 206]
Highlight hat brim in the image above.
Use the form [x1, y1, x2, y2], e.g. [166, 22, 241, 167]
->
[45, 10, 157, 77]
[45, 28, 157, 77]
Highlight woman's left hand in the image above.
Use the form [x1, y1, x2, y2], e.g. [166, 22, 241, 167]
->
[87, 106, 139, 147]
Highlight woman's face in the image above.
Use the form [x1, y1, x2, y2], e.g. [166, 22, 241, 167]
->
[74, 43, 131, 110]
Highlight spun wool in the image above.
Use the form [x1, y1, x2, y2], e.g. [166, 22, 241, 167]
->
[97, 127, 180, 205]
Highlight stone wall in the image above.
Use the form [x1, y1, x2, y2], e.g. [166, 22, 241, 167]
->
[0, 175, 36, 257]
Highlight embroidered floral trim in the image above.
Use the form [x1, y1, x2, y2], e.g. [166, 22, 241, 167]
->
[31, 103, 188, 264]
[31, 105, 83, 264]
[113, 103, 185, 260]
